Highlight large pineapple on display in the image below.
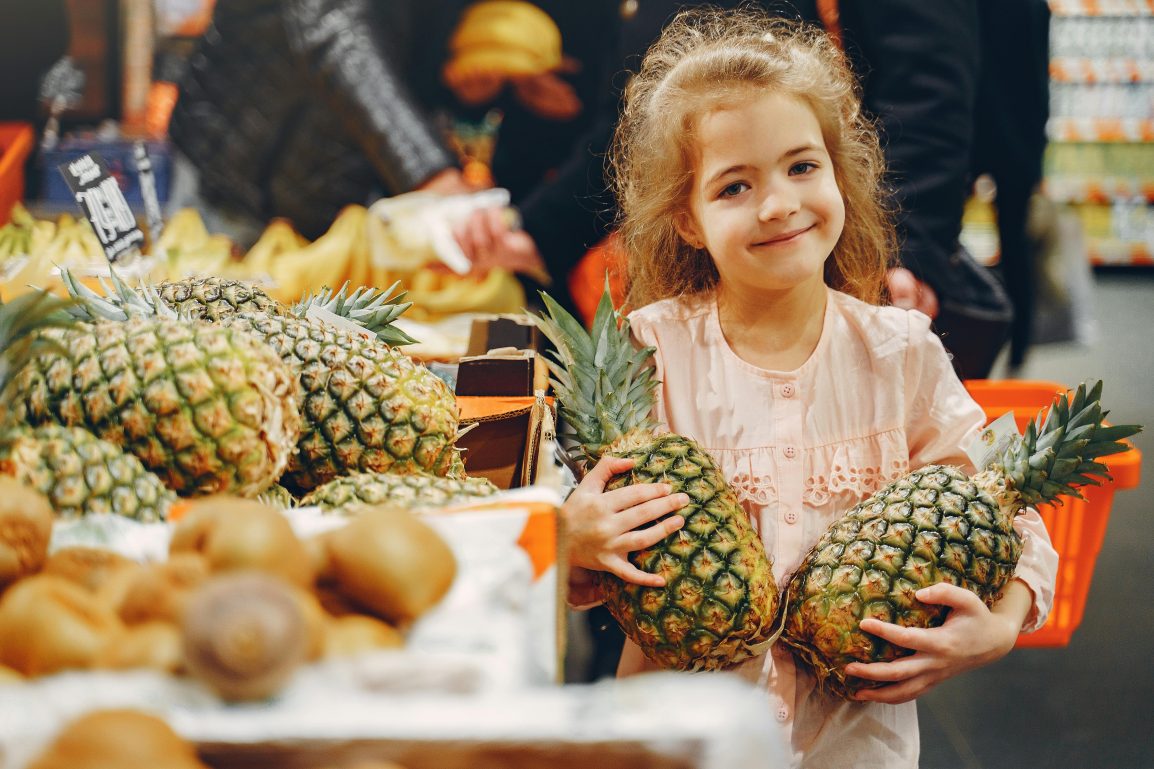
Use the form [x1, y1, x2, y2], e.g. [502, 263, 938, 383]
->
[781, 381, 1141, 699]
[10, 308, 302, 497]
[0, 292, 175, 519]
[62, 272, 460, 492]
[534, 289, 777, 671]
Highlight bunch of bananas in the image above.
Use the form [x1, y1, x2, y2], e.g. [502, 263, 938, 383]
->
[0, 206, 56, 262]
[444, 1, 563, 80]
[0, 206, 110, 301]
[251, 203, 525, 321]
[0, 200, 525, 319]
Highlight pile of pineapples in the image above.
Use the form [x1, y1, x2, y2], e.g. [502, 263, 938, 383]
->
[0, 273, 500, 523]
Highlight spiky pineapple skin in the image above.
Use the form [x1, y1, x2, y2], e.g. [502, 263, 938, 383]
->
[301, 471, 497, 512]
[0, 424, 175, 521]
[10, 318, 301, 497]
[219, 313, 460, 492]
[597, 432, 778, 672]
[154, 277, 287, 321]
[781, 464, 1022, 699]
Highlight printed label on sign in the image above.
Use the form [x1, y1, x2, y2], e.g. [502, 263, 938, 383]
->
[963, 411, 1021, 472]
[57, 152, 145, 263]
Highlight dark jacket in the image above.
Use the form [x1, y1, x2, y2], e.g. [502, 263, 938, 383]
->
[170, 0, 460, 240]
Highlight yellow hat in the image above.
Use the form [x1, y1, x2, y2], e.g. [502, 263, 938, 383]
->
[444, 1, 562, 79]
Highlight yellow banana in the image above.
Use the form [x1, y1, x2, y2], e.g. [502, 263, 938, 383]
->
[242, 218, 307, 275]
[408, 268, 526, 319]
[264, 205, 364, 302]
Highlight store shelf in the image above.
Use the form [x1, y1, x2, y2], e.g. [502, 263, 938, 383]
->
[1048, 117, 1154, 142]
[1087, 239, 1154, 265]
[1044, 176, 1154, 204]
[1050, 0, 1154, 16]
[1050, 58, 1154, 83]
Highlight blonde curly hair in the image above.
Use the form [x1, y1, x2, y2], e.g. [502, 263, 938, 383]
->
[611, 7, 896, 308]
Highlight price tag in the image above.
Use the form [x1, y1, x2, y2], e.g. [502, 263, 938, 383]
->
[57, 152, 145, 263]
[963, 411, 1021, 472]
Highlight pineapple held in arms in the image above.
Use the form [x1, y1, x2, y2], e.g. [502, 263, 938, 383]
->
[781, 381, 1141, 699]
[534, 288, 777, 672]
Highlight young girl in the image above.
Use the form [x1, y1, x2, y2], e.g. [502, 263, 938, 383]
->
[562, 9, 1058, 767]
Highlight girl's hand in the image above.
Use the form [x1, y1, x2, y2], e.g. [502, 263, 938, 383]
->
[563, 456, 689, 587]
[844, 581, 1028, 704]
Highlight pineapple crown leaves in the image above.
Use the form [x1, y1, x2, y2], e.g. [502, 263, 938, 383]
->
[0, 290, 78, 427]
[532, 283, 660, 466]
[60, 268, 420, 346]
[58, 267, 191, 323]
[1000, 379, 1141, 507]
[291, 280, 418, 346]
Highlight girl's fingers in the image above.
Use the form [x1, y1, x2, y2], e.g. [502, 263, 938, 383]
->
[602, 481, 675, 511]
[583, 456, 636, 487]
[852, 677, 926, 705]
[618, 492, 690, 531]
[619, 513, 685, 552]
[857, 618, 932, 652]
[845, 655, 925, 684]
[604, 554, 666, 588]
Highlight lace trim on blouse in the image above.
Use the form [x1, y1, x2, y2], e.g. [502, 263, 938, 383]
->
[803, 457, 909, 507]
[723, 453, 909, 510]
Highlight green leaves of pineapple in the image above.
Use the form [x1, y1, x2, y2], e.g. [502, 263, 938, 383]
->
[1009, 379, 1142, 506]
[292, 281, 418, 346]
[534, 285, 659, 467]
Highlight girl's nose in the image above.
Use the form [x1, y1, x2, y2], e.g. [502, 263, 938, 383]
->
[757, 184, 799, 221]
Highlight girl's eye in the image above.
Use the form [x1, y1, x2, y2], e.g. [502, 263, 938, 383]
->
[789, 161, 818, 176]
[719, 182, 749, 198]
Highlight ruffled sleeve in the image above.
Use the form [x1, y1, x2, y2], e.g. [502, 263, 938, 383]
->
[1010, 507, 1059, 632]
[901, 310, 986, 469]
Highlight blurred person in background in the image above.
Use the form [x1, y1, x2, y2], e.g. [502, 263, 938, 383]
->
[167, 0, 619, 249]
[970, 0, 1052, 374]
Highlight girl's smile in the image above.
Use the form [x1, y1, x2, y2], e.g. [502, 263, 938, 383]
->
[753, 224, 815, 248]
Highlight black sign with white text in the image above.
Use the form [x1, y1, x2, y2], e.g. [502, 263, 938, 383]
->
[58, 152, 145, 262]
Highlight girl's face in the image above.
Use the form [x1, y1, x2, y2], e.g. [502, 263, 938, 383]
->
[678, 91, 845, 297]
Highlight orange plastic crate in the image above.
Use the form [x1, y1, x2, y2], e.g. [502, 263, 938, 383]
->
[0, 122, 34, 226]
[964, 379, 1142, 647]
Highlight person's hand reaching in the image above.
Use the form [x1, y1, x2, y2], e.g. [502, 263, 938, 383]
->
[887, 267, 940, 318]
[453, 206, 550, 282]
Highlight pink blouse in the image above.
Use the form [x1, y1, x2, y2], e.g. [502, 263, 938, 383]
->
[615, 288, 1059, 768]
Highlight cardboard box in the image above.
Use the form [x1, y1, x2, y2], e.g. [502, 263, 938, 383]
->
[456, 352, 535, 396]
[465, 314, 543, 357]
[457, 394, 553, 489]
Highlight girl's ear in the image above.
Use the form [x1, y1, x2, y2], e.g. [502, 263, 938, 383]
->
[673, 210, 704, 250]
